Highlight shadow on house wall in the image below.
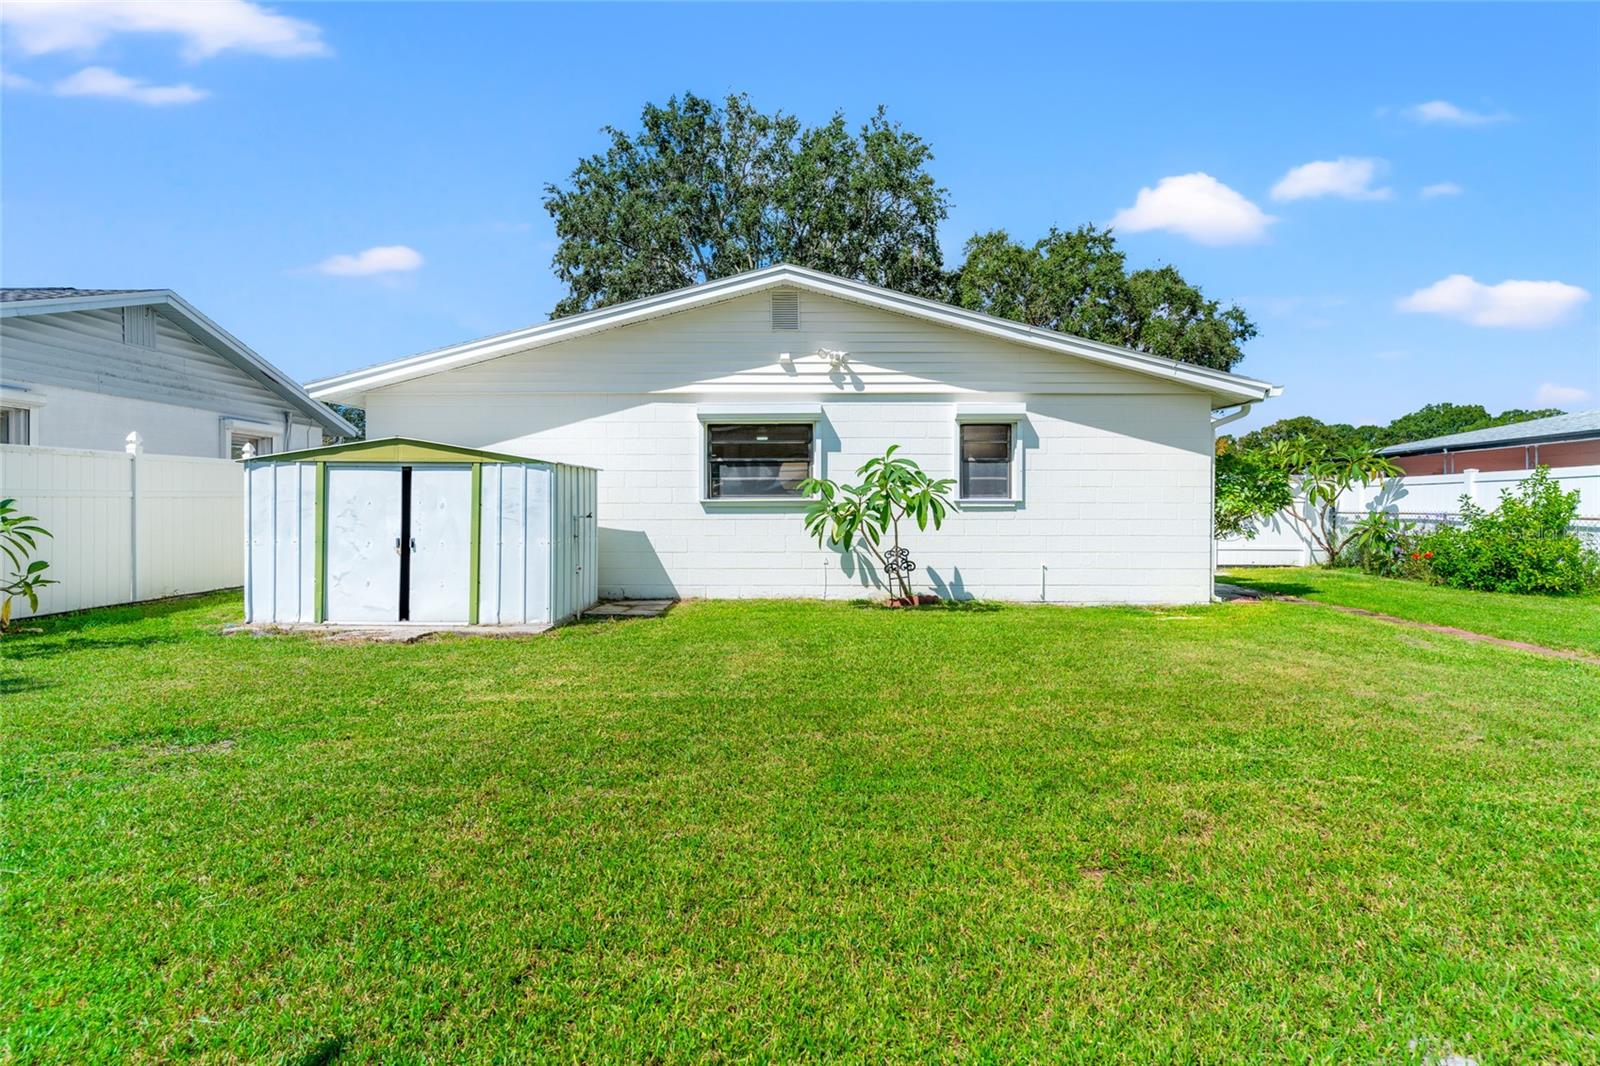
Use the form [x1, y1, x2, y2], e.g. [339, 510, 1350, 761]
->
[597, 528, 679, 600]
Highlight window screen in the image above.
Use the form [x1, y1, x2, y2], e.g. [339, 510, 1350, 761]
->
[0, 407, 31, 445]
[707, 423, 812, 498]
[959, 423, 1012, 499]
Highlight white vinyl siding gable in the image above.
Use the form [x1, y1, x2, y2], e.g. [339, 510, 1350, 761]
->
[0, 308, 322, 456]
[368, 290, 1198, 402]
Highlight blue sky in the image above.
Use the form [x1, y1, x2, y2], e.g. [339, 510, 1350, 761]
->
[3, 2, 1596, 433]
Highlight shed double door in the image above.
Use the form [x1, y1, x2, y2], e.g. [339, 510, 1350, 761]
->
[325, 465, 473, 623]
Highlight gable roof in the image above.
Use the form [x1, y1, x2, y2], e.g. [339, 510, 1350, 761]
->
[0, 288, 356, 437]
[306, 264, 1282, 408]
[1378, 409, 1600, 456]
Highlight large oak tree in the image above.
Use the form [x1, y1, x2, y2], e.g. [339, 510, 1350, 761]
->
[543, 93, 950, 317]
[544, 93, 1258, 373]
[949, 227, 1258, 372]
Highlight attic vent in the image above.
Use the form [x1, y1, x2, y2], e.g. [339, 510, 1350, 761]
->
[122, 306, 157, 348]
[770, 291, 799, 331]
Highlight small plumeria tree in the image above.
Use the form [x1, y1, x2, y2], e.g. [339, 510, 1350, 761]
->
[799, 446, 955, 603]
[1268, 437, 1402, 566]
[0, 498, 55, 631]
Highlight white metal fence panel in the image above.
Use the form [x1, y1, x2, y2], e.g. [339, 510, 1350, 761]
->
[1218, 464, 1600, 565]
[0, 441, 243, 617]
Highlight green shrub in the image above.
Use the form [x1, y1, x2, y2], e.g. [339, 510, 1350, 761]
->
[1420, 467, 1600, 595]
[1214, 446, 1293, 540]
[1340, 511, 1417, 577]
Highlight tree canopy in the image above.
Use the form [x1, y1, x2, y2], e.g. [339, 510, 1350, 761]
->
[543, 93, 950, 317]
[543, 93, 1260, 374]
[949, 226, 1257, 372]
[1232, 404, 1564, 454]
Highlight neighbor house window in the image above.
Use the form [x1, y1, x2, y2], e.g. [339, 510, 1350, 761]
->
[230, 432, 272, 460]
[959, 423, 1013, 499]
[0, 406, 31, 445]
[706, 422, 813, 498]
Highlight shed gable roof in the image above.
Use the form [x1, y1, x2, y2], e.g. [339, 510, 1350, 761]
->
[307, 264, 1281, 408]
[0, 288, 355, 437]
[245, 435, 580, 466]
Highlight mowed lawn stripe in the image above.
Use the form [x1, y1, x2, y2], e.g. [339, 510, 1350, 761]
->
[1223, 565, 1600, 656]
[3, 592, 1597, 1062]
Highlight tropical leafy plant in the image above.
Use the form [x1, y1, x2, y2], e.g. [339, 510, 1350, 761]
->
[799, 446, 955, 603]
[1267, 437, 1402, 567]
[1, 497, 55, 630]
[1420, 467, 1600, 595]
[1341, 511, 1417, 577]
[1214, 444, 1294, 539]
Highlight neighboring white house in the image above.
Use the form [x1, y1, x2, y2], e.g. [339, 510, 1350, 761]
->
[309, 265, 1279, 605]
[1, 288, 355, 455]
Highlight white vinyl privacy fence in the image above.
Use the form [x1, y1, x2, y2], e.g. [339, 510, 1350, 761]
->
[1217, 464, 1600, 566]
[0, 435, 242, 617]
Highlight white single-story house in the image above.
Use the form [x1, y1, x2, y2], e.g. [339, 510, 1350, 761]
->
[1, 288, 354, 456]
[308, 265, 1279, 604]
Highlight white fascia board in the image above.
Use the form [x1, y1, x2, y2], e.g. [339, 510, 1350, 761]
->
[696, 402, 823, 423]
[307, 263, 1282, 406]
[954, 403, 1027, 422]
[156, 295, 357, 438]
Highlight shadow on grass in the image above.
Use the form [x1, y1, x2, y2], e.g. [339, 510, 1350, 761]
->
[849, 599, 1006, 613]
[294, 1035, 347, 1066]
[4, 634, 182, 661]
[18, 590, 238, 638]
[1221, 578, 1317, 597]
[0, 674, 54, 695]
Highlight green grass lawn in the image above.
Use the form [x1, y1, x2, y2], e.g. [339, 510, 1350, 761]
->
[4, 591, 1598, 1063]
[1222, 566, 1600, 656]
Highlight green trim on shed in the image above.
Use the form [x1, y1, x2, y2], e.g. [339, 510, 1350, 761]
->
[468, 463, 483, 624]
[314, 462, 329, 622]
[244, 436, 544, 467]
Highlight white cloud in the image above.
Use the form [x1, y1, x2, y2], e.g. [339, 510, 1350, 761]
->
[1401, 100, 1509, 126]
[1397, 275, 1590, 328]
[1420, 182, 1464, 199]
[315, 245, 424, 277]
[0, 0, 328, 60]
[1271, 157, 1392, 202]
[1, 68, 38, 90]
[1535, 382, 1591, 406]
[1109, 173, 1276, 245]
[54, 66, 207, 105]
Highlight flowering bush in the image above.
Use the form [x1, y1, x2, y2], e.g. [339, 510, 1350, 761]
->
[1420, 467, 1600, 595]
[1399, 548, 1436, 582]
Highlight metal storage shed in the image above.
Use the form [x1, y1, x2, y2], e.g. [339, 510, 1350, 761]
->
[243, 437, 598, 628]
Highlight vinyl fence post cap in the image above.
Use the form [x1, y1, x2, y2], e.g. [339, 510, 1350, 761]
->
[125, 431, 144, 455]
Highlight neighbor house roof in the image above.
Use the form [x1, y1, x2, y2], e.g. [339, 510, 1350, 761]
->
[306, 264, 1282, 408]
[0, 287, 357, 437]
[1, 287, 155, 303]
[1378, 409, 1600, 456]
